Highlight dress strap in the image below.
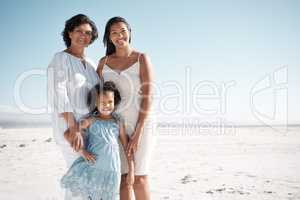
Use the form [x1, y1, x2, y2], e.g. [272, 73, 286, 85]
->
[104, 56, 109, 65]
[98, 56, 109, 82]
[137, 53, 142, 63]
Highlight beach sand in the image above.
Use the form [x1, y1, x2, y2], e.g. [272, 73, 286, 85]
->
[0, 126, 300, 200]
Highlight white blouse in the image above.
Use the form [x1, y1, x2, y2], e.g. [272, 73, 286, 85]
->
[47, 51, 99, 145]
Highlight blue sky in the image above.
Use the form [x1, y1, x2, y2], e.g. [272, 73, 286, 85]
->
[0, 0, 299, 124]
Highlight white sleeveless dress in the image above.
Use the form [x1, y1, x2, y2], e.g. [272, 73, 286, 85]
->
[102, 55, 156, 175]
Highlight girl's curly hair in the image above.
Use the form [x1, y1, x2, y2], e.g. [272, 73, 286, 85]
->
[87, 81, 121, 115]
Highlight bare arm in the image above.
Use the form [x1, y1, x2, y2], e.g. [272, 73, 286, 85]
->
[119, 122, 134, 172]
[63, 117, 92, 150]
[126, 53, 154, 154]
[64, 117, 96, 163]
[135, 53, 154, 134]
[96, 56, 107, 82]
[61, 112, 78, 130]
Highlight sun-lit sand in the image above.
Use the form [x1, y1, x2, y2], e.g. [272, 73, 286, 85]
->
[0, 125, 300, 200]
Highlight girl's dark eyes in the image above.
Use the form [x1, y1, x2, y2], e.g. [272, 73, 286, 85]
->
[101, 102, 113, 105]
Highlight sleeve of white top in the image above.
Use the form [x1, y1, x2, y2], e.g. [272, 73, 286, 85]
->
[47, 53, 73, 114]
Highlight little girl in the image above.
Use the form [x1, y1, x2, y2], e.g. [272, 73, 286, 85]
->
[61, 81, 134, 200]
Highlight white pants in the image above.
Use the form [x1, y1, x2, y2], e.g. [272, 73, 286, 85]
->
[60, 144, 87, 200]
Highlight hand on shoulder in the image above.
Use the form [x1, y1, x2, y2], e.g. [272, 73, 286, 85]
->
[80, 117, 93, 130]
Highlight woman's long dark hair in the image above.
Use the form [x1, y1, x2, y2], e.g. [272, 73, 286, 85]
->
[103, 16, 132, 56]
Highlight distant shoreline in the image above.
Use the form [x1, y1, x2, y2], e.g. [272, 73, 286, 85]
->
[1, 122, 300, 130]
[0, 122, 51, 129]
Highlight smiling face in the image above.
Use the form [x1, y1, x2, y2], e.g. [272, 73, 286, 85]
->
[109, 22, 131, 49]
[68, 23, 93, 48]
[97, 91, 115, 116]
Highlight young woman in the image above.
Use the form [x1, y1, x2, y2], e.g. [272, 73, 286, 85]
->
[97, 16, 156, 200]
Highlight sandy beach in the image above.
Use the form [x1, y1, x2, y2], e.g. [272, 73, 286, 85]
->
[1, 125, 300, 200]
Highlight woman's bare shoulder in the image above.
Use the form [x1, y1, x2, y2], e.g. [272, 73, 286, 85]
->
[98, 56, 108, 66]
[97, 56, 108, 73]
